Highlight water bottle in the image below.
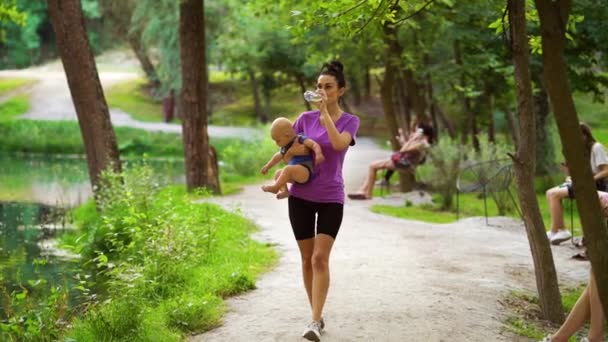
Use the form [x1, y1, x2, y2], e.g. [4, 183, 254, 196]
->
[303, 90, 322, 102]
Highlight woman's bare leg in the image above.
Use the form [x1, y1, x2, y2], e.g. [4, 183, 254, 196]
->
[551, 284, 591, 342]
[296, 238, 315, 308]
[311, 234, 335, 321]
[545, 186, 570, 233]
[357, 158, 394, 198]
[587, 271, 605, 342]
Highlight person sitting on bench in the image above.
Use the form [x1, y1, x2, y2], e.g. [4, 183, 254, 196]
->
[348, 122, 434, 200]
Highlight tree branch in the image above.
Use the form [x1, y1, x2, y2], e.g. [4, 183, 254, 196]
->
[349, 0, 386, 37]
[394, 0, 435, 26]
[333, 0, 367, 18]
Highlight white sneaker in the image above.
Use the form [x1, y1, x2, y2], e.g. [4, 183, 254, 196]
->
[550, 229, 572, 245]
[302, 320, 322, 342]
[539, 334, 552, 342]
[579, 337, 589, 342]
[546, 231, 556, 240]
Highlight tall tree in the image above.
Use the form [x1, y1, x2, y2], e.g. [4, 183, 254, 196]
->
[179, 0, 218, 193]
[535, 0, 608, 316]
[47, 0, 122, 195]
[507, 0, 564, 323]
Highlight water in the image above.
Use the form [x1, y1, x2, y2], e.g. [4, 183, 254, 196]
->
[0, 154, 185, 314]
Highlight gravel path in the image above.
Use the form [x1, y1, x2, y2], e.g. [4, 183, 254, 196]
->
[190, 137, 588, 342]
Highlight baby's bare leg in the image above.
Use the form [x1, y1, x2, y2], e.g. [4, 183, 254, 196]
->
[262, 165, 309, 194]
[274, 169, 289, 199]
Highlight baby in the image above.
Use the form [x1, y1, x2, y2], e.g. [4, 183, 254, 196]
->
[261, 117, 324, 199]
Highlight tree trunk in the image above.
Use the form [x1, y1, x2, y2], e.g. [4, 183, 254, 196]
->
[351, 73, 362, 106]
[454, 40, 476, 148]
[435, 104, 456, 139]
[180, 0, 218, 193]
[505, 110, 520, 147]
[47, 0, 122, 196]
[364, 65, 372, 100]
[536, 0, 608, 316]
[247, 68, 266, 123]
[127, 34, 160, 89]
[486, 88, 496, 143]
[509, 0, 564, 323]
[534, 84, 554, 176]
[425, 55, 440, 141]
[382, 19, 415, 192]
[297, 74, 312, 111]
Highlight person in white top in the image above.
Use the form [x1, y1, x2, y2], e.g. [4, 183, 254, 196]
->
[545, 123, 608, 245]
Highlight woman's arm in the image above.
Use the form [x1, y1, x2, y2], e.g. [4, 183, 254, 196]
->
[594, 164, 608, 181]
[317, 95, 352, 151]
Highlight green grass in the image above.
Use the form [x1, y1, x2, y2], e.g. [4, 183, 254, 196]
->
[371, 204, 459, 223]
[57, 170, 279, 341]
[105, 75, 307, 126]
[105, 78, 164, 122]
[0, 78, 34, 96]
[370, 185, 589, 236]
[574, 92, 608, 130]
[0, 94, 29, 121]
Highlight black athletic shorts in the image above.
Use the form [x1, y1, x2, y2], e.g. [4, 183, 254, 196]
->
[288, 196, 343, 240]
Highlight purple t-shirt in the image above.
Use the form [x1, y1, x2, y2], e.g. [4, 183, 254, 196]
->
[289, 110, 360, 204]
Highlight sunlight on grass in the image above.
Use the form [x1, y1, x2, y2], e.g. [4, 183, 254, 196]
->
[106, 78, 163, 122]
[0, 95, 29, 121]
[371, 204, 458, 223]
[0, 78, 35, 96]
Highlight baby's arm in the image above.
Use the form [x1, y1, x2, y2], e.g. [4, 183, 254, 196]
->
[261, 152, 284, 175]
[303, 138, 325, 165]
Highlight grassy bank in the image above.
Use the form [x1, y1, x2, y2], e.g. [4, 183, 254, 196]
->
[1, 165, 278, 341]
[371, 190, 584, 235]
[0, 78, 35, 96]
[105, 76, 306, 126]
[0, 95, 29, 121]
[0, 120, 277, 194]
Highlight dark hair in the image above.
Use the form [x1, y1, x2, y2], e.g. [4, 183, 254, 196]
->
[320, 60, 346, 88]
[580, 122, 596, 152]
[418, 122, 435, 145]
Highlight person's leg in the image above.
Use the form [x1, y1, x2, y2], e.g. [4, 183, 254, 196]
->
[356, 158, 394, 198]
[311, 234, 335, 321]
[587, 271, 605, 342]
[262, 165, 308, 193]
[288, 197, 317, 308]
[297, 238, 315, 307]
[551, 285, 591, 342]
[545, 186, 569, 233]
[273, 169, 289, 199]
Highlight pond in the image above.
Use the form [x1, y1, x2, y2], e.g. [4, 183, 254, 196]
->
[0, 154, 184, 315]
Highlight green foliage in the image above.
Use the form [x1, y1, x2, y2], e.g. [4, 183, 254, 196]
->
[62, 164, 277, 340]
[417, 136, 464, 210]
[0, 95, 29, 121]
[0, 276, 73, 340]
[0, 0, 26, 42]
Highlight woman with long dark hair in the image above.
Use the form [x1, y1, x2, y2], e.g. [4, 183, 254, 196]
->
[284, 61, 359, 341]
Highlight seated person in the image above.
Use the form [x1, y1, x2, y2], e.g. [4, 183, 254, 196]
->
[348, 122, 434, 200]
[546, 123, 608, 245]
[261, 117, 324, 199]
[540, 269, 605, 342]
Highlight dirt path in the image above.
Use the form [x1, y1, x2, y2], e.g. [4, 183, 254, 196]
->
[0, 67, 256, 138]
[191, 137, 589, 342]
